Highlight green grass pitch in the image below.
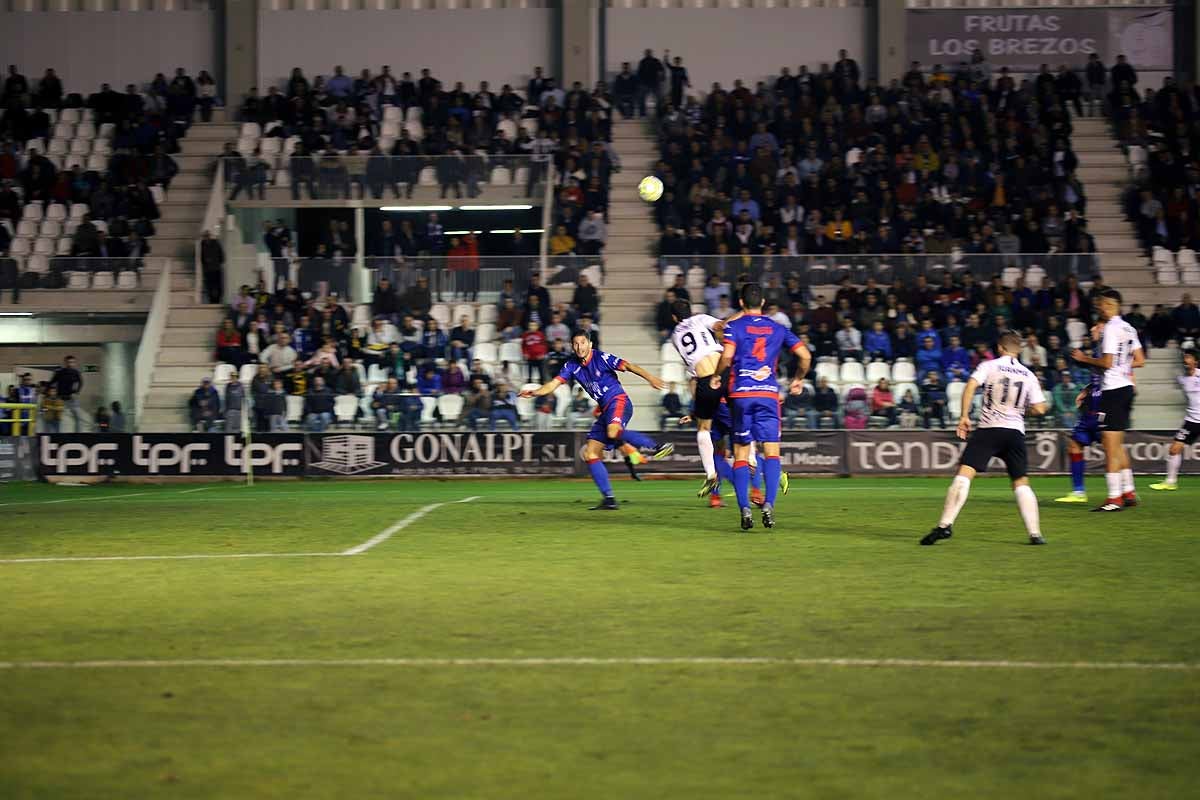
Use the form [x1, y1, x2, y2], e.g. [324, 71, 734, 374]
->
[1, 476, 1197, 799]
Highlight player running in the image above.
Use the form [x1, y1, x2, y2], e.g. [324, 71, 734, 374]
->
[1150, 348, 1200, 492]
[520, 331, 673, 510]
[712, 283, 811, 530]
[1055, 322, 1105, 504]
[921, 332, 1049, 546]
[1070, 289, 1144, 512]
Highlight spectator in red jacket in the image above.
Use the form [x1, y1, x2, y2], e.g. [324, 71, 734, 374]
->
[521, 320, 548, 382]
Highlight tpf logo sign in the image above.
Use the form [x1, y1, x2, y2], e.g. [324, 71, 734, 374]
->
[132, 436, 211, 473]
[225, 437, 305, 474]
[41, 437, 120, 474]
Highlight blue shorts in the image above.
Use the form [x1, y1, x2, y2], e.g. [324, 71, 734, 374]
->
[709, 403, 734, 449]
[1070, 413, 1101, 446]
[587, 393, 633, 446]
[730, 396, 781, 445]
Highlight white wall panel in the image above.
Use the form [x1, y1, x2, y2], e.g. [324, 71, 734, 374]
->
[606, 6, 871, 93]
[257, 9, 554, 92]
[0, 11, 218, 92]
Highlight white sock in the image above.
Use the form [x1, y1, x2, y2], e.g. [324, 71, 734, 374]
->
[938, 475, 971, 528]
[1105, 472, 1122, 502]
[696, 429, 716, 479]
[1120, 468, 1135, 495]
[1014, 485, 1041, 537]
[1166, 453, 1182, 485]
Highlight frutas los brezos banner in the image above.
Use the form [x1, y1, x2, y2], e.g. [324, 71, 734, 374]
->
[907, 7, 1174, 73]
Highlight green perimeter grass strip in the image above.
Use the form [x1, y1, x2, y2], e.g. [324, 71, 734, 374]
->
[0, 657, 1196, 670]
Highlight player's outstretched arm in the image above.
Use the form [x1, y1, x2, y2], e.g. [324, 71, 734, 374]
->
[956, 378, 979, 441]
[622, 361, 665, 391]
[1028, 401, 1049, 417]
[1070, 349, 1112, 370]
[519, 378, 562, 398]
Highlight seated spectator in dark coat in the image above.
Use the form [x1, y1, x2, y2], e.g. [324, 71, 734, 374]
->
[1172, 294, 1200, 341]
[401, 276, 433, 318]
[660, 383, 684, 428]
[812, 377, 839, 428]
[189, 377, 221, 431]
[372, 278, 400, 321]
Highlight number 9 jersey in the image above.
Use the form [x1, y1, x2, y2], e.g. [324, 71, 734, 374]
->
[670, 314, 724, 378]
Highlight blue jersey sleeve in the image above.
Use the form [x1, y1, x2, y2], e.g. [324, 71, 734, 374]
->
[596, 351, 626, 372]
[555, 361, 578, 385]
[782, 325, 802, 353]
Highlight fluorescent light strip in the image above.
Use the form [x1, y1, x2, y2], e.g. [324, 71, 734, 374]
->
[379, 205, 453, 212]
[0, 312, 33, 317]
[458, 204, 534, 211]
[442, 230, 483, 235]
[488, 229, 544, 234]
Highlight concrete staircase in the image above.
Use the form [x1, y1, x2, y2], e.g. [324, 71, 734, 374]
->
[1130, 344, 1188, 430]
[138, 109, 239, 432]
[598, 119, 669, 432]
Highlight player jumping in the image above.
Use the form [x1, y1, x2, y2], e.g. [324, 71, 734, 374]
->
[1070, 289, 1144, 512]
[520, 331, 673, 510]
[712, 283, 810, 530]
[922, 332, 1049, 546]
[669, 300, 730, 498]
[1055, 322, 1105, 504]
[1150, 348, 1200, 492]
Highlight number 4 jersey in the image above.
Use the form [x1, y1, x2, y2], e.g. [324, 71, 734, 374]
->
[671, 314, 724, 378]
[722, 314, 806, 398]
[971, 356, 1046, 434]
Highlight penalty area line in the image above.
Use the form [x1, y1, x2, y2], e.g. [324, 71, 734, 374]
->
[0, 657, 1195, 671]
[0, 495, 482, 564]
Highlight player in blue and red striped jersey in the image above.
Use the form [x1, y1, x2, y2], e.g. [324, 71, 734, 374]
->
[712, 283, 811, 530]
[521, 331, 674, 510]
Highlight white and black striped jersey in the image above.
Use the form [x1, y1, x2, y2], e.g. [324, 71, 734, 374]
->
[971, 356, 1046, 434]
[1180, 370, 1200, 424]
[671, 314, 723, 378]
[1100, 315, 1142, 391]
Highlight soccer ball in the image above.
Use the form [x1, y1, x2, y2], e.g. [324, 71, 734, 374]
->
[638, 175, 664, 203]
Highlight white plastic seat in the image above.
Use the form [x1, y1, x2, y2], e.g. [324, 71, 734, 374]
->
[814, 361, 839, 385]
[1024, 265, 1046, 287]
[660, 264, 683, 288]
[63, 155, 84, 171]
[1158, 268, 1181, 286]
[489, 166, 510, 185]
[366, 364, 389, 384]
[1152, 246, 1175, 268]
[56, 237, 72, 255]
[894, 383, 920, 405]
[418, 166, 436, 186]
[1182, 266, 1200, 285]
[350, 304, 372, 329]
[428, 303, 451, 328]
[516, 384, 539, 421]
[92, 271, 113, 289]
[477, 305, 497, 324]
[1001, 266, 1023, 289]
[40, 219, 61, 238]
[891, 361, 916, 383]
[451, 303, 475, 325]
[240, 122, 262, 140]
[839, 361, 865, 384]
[52, 121, 74, 140]
[660, 341, 684, 365]
[865, 362, 891, 383]
[404, 121, 424, 141]
[86, 154, 107, 172]
[117, 271, 138, 289]
[69, 138, 91, 155]
[213, 363, 237, 385]
[437, 393, 464, 422]
[238, 363, 258, 384]
[25, 254, 50, 276]
[946, 380, 965, 410]
[405, 106, 423, 123]
[21, 203, 43, 222]
[258, 138, 280, 157]
[474, 322, 496, 343]
[1066, 319, 1088, 349]
[25, 138, 45, 155]
[33, 237, 55, 256]
[662, 362, 686, 385]
[98, 122, 115, 139]
[383, 106, 403, 123]
[380, 120, 401, 139]
[582, 265, 603, 288]
[686, 267, 706, 291]
[474, 342, 498, 363]
[9, 238, 31, 256]
[91, 139, 112, 157]
[66, 271, 90, 289]
[236, 137, 256, 158]
[74, 121, 96, 140]
[1178, 248, 1199, 268]
[334, 394, 359, 425]
[498, 341, 522, 363]
[513, 166, 529, 187]
[58, 108, 80, 124]
[16, 220, 38, 238]
[47, 138, 68, 156]
[419, 396, 438, 427]
[286, 395, 304, 424]
[45, 203, 66, 221]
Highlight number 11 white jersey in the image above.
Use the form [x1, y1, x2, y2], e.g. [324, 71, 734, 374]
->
[971, 356, 1046, 434]
[671, 314, 724, 377]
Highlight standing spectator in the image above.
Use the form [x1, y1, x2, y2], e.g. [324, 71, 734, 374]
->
[667, 54, 690, 108]
[521, 320, 548, 382]
[1110, 54, 1137, 92]
[189, 377, 220, 431]
[51, 355, 82, 433]
[572, 273, 600, 320]
[109, 401, 127, 433]
[613, 62, 637, 118]
[224, 376, 245, 432]
[1085, 53, 1107, 115]
[636, 49, 664, 117]
[304, 375, 335, 431]
[39, 386, 64, 433]
[200, 230, 225, 304]
[577, 210, 607, 255]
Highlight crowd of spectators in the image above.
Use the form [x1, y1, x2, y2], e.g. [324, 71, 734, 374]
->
[1113, 63, 1200, 255]
[206, 264, 604, 432]
[0, 355, 126, 434]
[646, 50, 1099, 282]
[0, 64, 215, 285]
[229, 63, 617, 213]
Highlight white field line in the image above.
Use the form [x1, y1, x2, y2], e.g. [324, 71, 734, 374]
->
[341, 496, 481, 555]
[0, 657, 1195, 671]
[0, 496, 482, 564]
